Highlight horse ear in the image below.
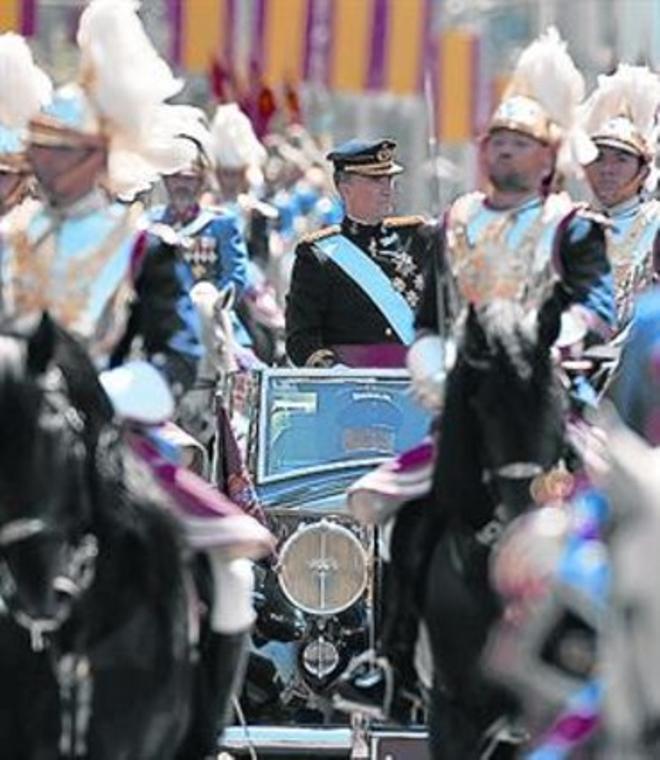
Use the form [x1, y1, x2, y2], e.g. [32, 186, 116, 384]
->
[26, 312, 56, 376]
[536, 294, 562, 350]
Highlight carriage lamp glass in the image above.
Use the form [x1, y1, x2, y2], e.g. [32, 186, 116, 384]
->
[277, 519, 368, 615]
[301, 636, 340, 679]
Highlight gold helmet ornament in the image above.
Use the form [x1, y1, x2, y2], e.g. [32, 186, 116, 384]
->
[489, 27, 597, 175]
[579, 64, 660, 166]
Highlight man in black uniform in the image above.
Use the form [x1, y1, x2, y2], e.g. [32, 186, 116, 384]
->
[285, 138, 439, 368]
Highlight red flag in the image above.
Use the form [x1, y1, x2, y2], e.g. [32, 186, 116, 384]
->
[283, 79, 302, 125]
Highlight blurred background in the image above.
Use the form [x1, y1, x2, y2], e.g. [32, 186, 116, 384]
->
[4, 0, 660, 214]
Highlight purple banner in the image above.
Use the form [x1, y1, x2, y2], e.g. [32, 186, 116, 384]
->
[21, 0, 37, 36]
[167, 0, 183, 66]
[367, 0, 389, 91]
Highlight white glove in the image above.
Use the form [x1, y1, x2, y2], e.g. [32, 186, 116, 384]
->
[207, 557, 256, 634]
[407, 334, 455, 412]
[99, 360, 174, 425]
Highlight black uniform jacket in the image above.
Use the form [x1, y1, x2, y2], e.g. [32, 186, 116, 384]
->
[286, 215, 441, 366]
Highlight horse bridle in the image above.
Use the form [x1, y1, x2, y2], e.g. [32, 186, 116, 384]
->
[0, 368, 99, 651]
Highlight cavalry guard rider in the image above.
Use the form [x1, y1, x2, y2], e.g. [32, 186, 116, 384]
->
[409, 27, 616, 409]
[580, 64, 660, 329]
[0, 3, 272, 755]
[154, 130, 249, 302]
[210, 102, 285, 364]
[285, 138, 438, 368]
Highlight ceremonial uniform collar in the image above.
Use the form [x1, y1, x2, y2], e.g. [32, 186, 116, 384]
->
[600, 195, 643, 220]
[483, 193, 543, 215]
[341, 215, 383, 239]
[163, 202, 201, 228]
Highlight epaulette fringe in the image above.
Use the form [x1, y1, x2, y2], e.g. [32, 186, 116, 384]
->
[383, 215, 425, 227]
[301, 224, 341, 243]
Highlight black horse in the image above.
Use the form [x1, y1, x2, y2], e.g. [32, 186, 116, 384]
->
[391, 299, 567, 759]
[0, 315, 228, 760]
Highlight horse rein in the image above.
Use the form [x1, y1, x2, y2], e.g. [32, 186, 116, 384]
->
[0, 367, 98, 651]
[475, 461, 548, 548]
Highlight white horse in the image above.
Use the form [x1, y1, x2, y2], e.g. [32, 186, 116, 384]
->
[176, 282, 239, 474]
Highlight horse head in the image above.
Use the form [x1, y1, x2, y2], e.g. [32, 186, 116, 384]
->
[449, 297, 566, 522]
[190, 281, 238, 376]
[0, 314, 97, 648]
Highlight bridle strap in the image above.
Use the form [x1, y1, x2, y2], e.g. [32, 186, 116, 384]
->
[0, 518, 48, 546]
[486, 461, 545, 481]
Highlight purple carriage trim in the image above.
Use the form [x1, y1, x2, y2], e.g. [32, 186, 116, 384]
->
[331, 343, 409, 368]
[128, 432, 275, 560]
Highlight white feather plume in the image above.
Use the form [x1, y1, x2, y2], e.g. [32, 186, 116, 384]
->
[76, 0, 214, 195]
[579, 64, 660, 148]
[77, 0, 182, 141]
[108, 106, 214, 196]
[506, 27, 584, 131]
[505, 27, 596, 172]
[211, 104, 267, 169]
[0, 33, 52, 129]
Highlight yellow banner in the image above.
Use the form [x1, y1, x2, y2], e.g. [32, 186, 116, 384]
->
[0, 2, 20, 32]
[438, 29, 475, 143]
[330, 0, 374, 92]
[263, 0, 308, 86]
[385, 0, 425, 95]
[182, 0, 226, 74]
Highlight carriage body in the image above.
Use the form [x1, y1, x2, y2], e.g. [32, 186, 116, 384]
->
[220, 368, 432, 755]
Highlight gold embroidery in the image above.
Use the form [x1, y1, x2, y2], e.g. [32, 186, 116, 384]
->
[446, 193, 568, 307]
[6, 204, 141, 343]
[606, 201, 660, 322]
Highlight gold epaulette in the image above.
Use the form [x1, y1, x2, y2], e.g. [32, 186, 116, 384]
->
[300, 225, 341, 244]
[383, 215, 425, 228]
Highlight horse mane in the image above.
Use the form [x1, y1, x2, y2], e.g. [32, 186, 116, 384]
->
[432, 301, 557, 530]
[0, 324, 186, 657]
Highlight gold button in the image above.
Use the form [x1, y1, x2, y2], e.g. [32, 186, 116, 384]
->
[385, 327, 393, 337]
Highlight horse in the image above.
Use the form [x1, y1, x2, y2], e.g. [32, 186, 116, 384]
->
[0, 314, 226, 760]
[395, 299, 567, 758]
[175, 281, 239, 469]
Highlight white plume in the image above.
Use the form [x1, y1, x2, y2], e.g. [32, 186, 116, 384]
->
[77, 0, 182, 141]
[506, 27, 597, 172]
[76, 0, 214, 195]
[108, 106, 213, 196]
[0, 33, 52, 129]
[579, 64, 660, 148]
[211, 104, 267, 169]
[506, 27, 584, 131]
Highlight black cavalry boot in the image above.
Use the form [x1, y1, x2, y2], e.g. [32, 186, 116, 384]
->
[176, 629, 250, 759]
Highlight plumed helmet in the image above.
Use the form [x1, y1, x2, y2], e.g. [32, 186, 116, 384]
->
[211, 103, 267, 170]
[579, 64, 660, 164]
[28, 0, 202, 196]
[488, 27, 597, 175]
